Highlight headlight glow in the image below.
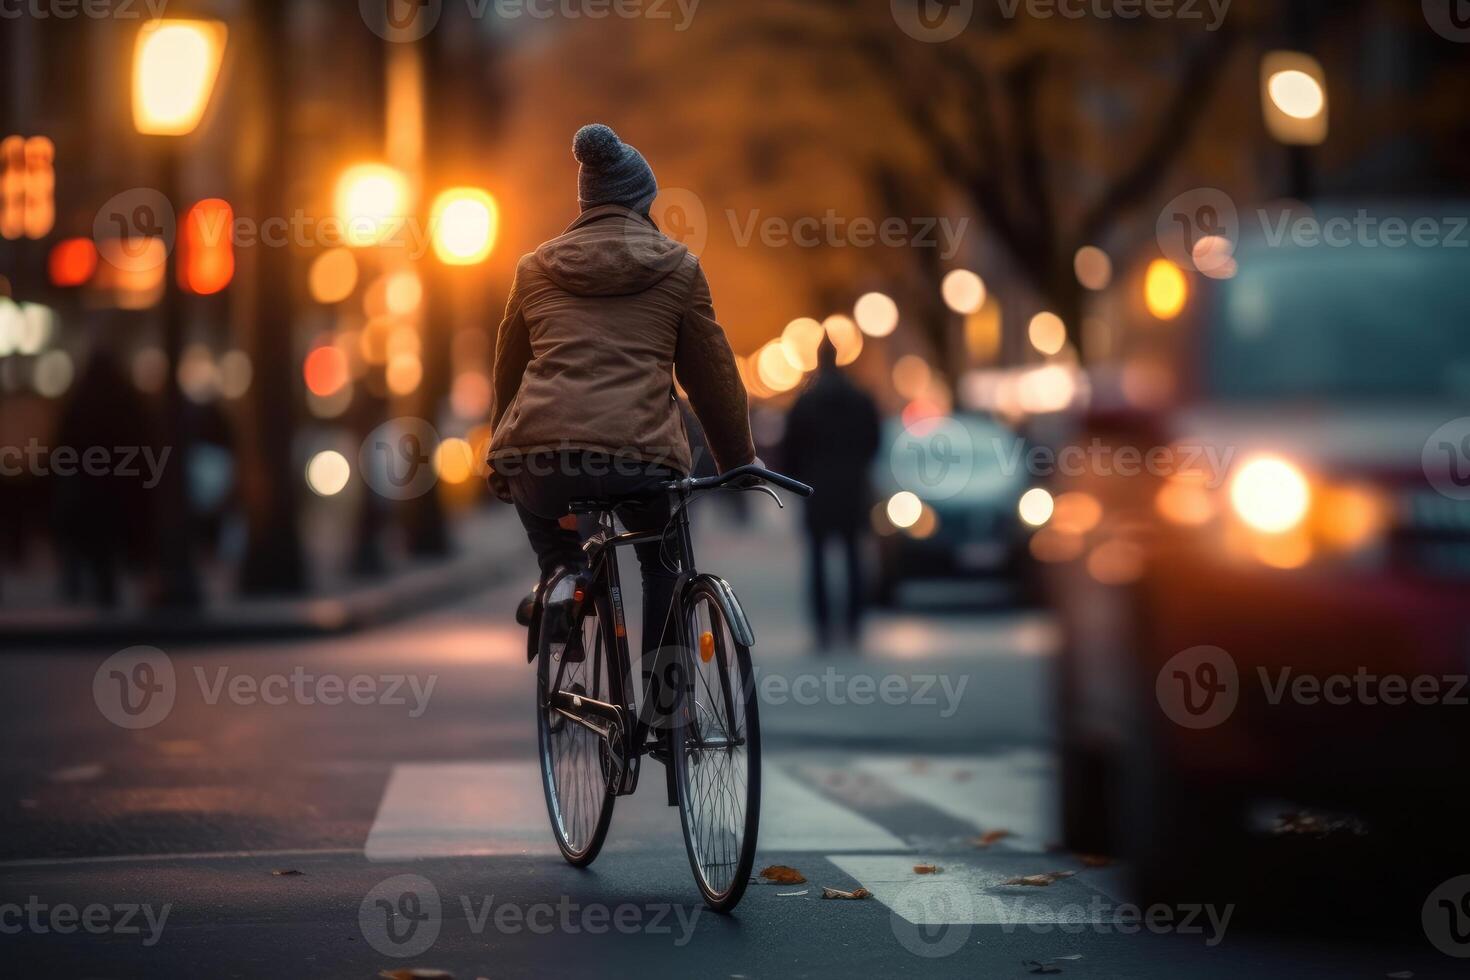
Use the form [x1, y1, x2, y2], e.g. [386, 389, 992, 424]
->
[1229, 456, 1311, 534]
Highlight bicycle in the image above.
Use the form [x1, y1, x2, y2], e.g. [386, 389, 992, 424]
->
[525, 463, 813, 912]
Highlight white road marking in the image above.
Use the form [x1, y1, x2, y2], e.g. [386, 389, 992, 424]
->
[363, 758, 909, 861]
[759, 764, 910, 852]
[364, 761, 557, 860]
[827, 854, 1123, 926]
[855, 751, 1057, 852]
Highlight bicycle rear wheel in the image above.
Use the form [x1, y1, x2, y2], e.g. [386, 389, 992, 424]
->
[672, 580, 761, 912]
[536, 587, 617, 866]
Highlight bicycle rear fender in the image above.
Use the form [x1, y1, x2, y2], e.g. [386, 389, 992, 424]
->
[685, 574, 756, 648]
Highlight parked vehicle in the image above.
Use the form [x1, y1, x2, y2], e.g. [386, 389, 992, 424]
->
[1047, 219, 1470, 901]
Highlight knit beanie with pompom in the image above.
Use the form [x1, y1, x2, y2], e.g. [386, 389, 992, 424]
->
[573, 123, 658, 215]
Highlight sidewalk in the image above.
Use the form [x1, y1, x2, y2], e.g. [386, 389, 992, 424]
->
[0, 508, 530, 650]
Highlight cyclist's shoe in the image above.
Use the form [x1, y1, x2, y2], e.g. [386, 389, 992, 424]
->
[515, 588, 537, 627]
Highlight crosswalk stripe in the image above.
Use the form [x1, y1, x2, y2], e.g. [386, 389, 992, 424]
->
[365, 761, 559, 860]
[827, 854, 1127, 926]
[760, 764, 911, 852]
[854, 751, 1057, 852]
[365, 757, 911, 861]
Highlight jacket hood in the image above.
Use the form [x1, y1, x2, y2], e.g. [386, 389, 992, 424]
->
[534, 205, 689, 297]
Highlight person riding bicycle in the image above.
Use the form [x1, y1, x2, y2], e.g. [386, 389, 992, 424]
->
[486, 123, 757, 660]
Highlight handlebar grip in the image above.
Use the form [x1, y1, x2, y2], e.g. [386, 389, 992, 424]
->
[685, 464, 813, 497]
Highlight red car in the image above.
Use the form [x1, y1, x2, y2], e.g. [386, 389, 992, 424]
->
[1046, 223, 1470, 902]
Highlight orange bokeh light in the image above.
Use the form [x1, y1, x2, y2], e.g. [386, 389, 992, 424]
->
[48, 238, 98, 287]
[303, 345, 350, 397]
[179, 198, 234, 295]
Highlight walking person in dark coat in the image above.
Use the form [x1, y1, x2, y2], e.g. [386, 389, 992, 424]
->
[781, 340, 882, 650]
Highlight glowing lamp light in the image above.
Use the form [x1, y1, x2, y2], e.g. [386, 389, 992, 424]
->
[49, 238, 98, 287]
[430, 187, 497, 265]
[1260, 51, 1328, 146]
[1229, 457, 1311, 534]
[132, 20, 227, 136]
[1267, 70, 1325, 121]
[1143, 259, 1188, 320]
[336, 164, 409, 247]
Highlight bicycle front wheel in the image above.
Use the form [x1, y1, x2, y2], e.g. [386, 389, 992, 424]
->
[672, 580, 761, 912]
[536, 591, 617, 867]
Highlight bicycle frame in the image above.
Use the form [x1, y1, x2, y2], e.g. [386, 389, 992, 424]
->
[541, 488, 698, 800]
[538, 467, 805, 802]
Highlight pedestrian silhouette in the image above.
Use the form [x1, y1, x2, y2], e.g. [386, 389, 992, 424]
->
[781, 339, 881, 650]
[52, 340, 155, 606]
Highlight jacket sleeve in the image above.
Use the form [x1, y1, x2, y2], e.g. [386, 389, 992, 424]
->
[490, 260, 532, 437]
[673, 261, 757, 473]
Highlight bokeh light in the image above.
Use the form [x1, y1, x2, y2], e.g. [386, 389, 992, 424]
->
[309, 248, 359, 304]
[940, 269, 986, 315]
[430, 187, 498, 266]
[335, 164, 408, 247]
[1144, 259, 1188, 319]
[1018, 487, 1054, 527]
[306, 450, 351, 496]
[1027, 312, 1066, 356]
[853, 292, 898, 337]
[1073, 246, 1112, 291]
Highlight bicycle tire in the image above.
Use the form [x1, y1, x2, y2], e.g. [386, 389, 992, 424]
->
[671, 578, 762, 912]
[535, 588, 618, 867]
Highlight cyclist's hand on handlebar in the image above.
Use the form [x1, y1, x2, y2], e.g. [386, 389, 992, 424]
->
[732, 457, 767, 488]
[487, 469, 514, 504]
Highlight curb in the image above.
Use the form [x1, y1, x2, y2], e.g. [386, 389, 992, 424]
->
[0, 549, 517, 650]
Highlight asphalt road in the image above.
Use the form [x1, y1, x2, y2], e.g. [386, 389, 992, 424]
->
[0, 506, 1455, 977]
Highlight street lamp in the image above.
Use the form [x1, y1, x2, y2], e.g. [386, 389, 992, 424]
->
[132, 17, 227, 607]
[132, 20, 228, 137]
[1260, 50, 1327, 199]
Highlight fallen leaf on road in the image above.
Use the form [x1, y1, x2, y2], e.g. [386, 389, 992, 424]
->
[777, 889, 809, 897]
[1023, 961, 1062, 974]
[1002, 871, 1076, 887]
[820, 886, 872, 900]
[759, 864, 806, 884]
[1076, 854, 1113, 868]
[270, 869, 303, 876]
[913, 864, 942, 874]
[972, 829, 1012, 848]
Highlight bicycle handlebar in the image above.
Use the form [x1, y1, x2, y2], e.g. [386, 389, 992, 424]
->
[670, 464, 814, 498]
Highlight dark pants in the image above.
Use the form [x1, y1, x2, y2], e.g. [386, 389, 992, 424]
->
[806, 526, 864, 648]
[505, 452, 681, 659]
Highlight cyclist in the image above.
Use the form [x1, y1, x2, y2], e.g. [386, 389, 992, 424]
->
[487, 123, 757, 660]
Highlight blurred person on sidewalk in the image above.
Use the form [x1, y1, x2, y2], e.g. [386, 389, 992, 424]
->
[52, 336, 155, 607]
[781, 340, 881, 650]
